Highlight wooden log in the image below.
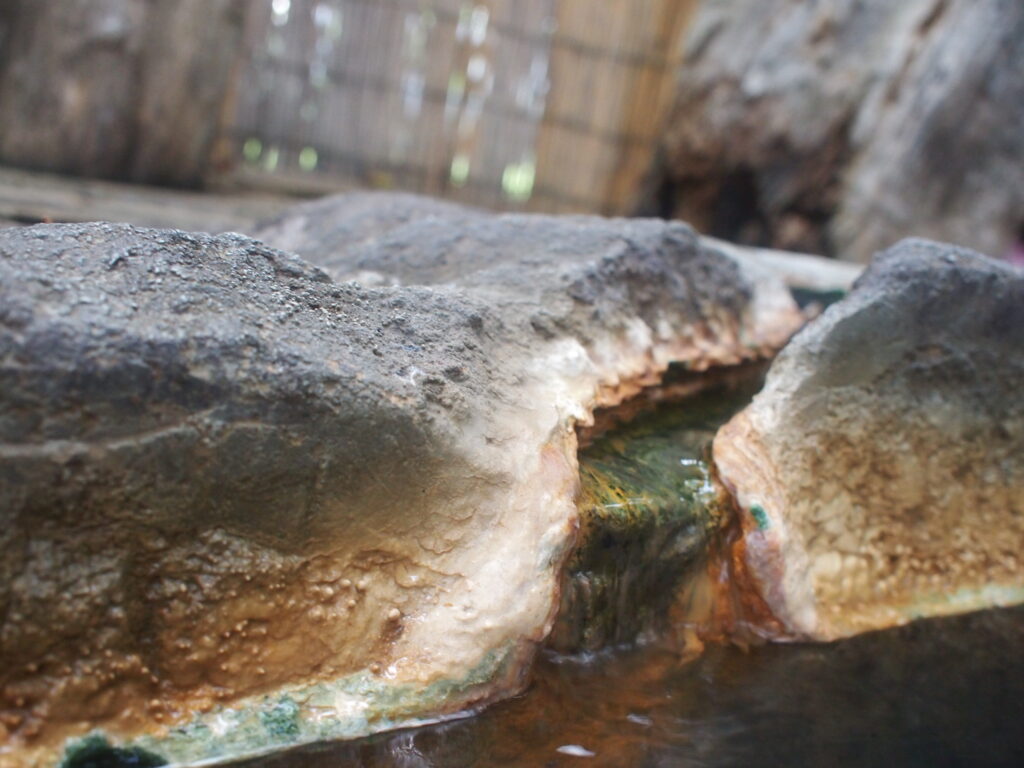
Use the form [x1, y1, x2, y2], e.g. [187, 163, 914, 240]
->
[128, 0, 247, 186]
[700, 236, 863, 295]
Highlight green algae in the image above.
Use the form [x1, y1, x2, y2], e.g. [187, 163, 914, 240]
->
[257, 696, 300, 742]
[551, 381, 761, 652]
[750, 504, 771, 530]
[98, 643, 519, 767]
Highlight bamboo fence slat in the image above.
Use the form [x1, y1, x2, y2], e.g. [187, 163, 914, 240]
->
[217, 0, 694, 214]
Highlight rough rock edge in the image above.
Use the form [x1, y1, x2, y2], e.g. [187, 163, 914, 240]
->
[713, 238, 1024, 640]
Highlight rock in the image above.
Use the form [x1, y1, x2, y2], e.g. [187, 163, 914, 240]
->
[649, 0, 1024, 262]
[251, 191, 475, 284]
[713, 239, 1024, 641]
[255, 193, 862, 305]
[0, 201, 802, 766]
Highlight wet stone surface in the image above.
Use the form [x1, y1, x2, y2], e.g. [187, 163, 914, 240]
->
[714, 239, 1024, 640]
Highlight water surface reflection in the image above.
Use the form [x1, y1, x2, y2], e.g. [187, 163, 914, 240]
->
[240, 605, 1024, 767]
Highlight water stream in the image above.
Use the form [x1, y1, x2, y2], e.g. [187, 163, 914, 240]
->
[550, 378, 756, 652]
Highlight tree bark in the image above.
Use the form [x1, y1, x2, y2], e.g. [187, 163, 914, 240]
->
[647, 0, 1024, 262]
[0, 0, 246, 187]
[129, 0, 247, 186]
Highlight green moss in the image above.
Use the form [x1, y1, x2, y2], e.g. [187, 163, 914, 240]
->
[125, 643, 519, 766]
[259, 695, 301, 741]
[60, 734, 166, 768]
[750, 504, 770, 530]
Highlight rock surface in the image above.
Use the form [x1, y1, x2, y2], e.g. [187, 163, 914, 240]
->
[714, 239, 1024, 640]
[254, 193, 863, 302]
[0, 198, 803, 766]
[649, 0, 1024, 262]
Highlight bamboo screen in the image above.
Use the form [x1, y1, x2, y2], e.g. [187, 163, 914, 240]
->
[224, 0, 693, 214]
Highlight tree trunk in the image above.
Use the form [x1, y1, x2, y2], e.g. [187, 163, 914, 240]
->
[0, 0, 246, 187]
[646, 0, 1024, 262]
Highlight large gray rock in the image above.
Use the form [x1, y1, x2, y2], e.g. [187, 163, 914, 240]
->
[254, 192, 862, 302]
[0, 198, 802, 766]
[713, 240, 1024, 640]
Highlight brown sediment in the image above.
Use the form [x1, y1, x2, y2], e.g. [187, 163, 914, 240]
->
[703, 489, 793, 644]
[662, 482, 792, 664]
[1, 559, 375, 751]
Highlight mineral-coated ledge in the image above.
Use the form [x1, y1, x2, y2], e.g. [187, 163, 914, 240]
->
[713, 239, 1024, 641]
[0, 194, 804, 767]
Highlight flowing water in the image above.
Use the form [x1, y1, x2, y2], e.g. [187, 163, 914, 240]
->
[236, 380, 1024, 768]
[550, 378, 756, 652]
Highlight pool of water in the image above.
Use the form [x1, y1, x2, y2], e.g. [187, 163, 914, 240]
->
[238, 604, 1024, 767]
